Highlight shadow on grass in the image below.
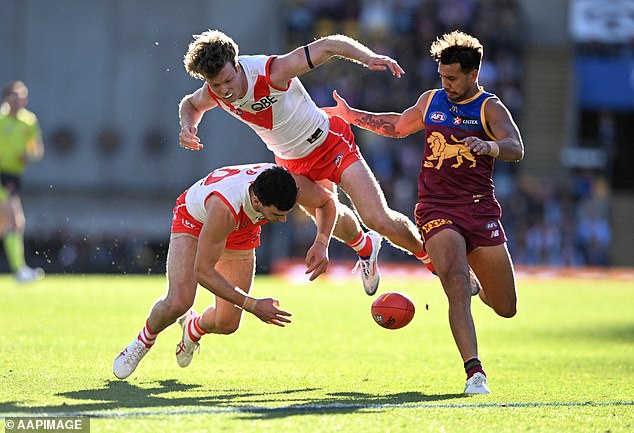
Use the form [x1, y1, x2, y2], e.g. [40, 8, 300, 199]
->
[0, 379, 464, 419]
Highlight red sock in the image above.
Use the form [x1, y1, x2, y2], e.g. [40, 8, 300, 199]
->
[415, 248, 436, 274]
[137, 319, 158, 348]
[187, 315, 207, 342]
[347, 231, 373, 258]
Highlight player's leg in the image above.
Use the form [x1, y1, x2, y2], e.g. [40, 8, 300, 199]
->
[150, 234, 200, 331]
[175, 248, 255, 368]
[0, 189, 12, 257]
[468, 243, 517, 318]
[339, 159, 425, 256]
[300, 179, 384, 295]
[339, 159, 432, 294]
[425, 228, 478, 363]
[275, 131, 387, 294]
[424, 228, 489, 394]
[113, 234, 199, 379]
[198, 249, 255, 334]
[300, 179, 363, 244]
[201, 250, 255, 334]
[3, 194, 42, 282]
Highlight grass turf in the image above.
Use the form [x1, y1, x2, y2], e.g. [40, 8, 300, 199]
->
[0, 272, 632, 432]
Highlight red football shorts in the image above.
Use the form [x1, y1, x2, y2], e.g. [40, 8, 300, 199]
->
[171, 191, 261, 250]
[275, 114, 362, 184]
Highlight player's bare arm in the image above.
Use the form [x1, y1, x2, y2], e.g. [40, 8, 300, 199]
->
[269, 35, 404, 88]
[293, 174, 337, 281]
[196, 196, 292, 326]
[327, 90, 428, 138]
[25, 127, 44, 163]
[178, 85, 218, 151]
[463, 98, 524, 162]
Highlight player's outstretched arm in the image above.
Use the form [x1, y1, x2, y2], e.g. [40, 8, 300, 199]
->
[293, 174, 336, 281]
[195, 196, 292, 326]
[269, 34, 404, 88]
[325, 90, 428, 139]
[178, 85, 218, 151]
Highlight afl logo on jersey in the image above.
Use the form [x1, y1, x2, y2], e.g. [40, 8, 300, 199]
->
[429, 112, 446, 123]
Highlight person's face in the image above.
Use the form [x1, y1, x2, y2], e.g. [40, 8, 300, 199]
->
[206, 62, 244, 104]
[257, 203, 291, 224]
[4, 89, 28, 111]
[437, 63, 478, 102]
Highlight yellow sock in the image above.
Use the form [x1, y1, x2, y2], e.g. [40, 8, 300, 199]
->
[3, 231, 25, 272]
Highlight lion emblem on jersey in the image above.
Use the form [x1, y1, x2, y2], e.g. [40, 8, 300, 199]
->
[424, 132, 477, 170]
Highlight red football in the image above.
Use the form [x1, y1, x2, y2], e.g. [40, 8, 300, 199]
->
[371, 292, 415, 329]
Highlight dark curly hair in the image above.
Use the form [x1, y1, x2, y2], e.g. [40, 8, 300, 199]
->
[430, 30, 483, 72]
[252, 166, 298, 212]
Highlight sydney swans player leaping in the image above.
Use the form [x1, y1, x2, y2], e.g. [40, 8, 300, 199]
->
[114, 164, 335, 379]
[178, 29, 437, 296]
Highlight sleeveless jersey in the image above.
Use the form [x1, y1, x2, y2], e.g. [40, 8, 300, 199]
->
[206, 55, 329, 159]
[419, 88, 498, 205]
[184, 163, 275, 231]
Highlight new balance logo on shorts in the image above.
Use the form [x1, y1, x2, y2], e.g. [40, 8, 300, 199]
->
[487, 221, 500, 238]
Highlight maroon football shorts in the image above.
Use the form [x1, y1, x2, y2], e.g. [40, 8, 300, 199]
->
[414, 198, 507, 254]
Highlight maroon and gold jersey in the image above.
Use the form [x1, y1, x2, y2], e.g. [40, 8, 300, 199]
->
[419, 88, 498, 205]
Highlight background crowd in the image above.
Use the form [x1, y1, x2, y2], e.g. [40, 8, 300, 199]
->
[282, 0, 612, 267]
[0, 0, 620, 275]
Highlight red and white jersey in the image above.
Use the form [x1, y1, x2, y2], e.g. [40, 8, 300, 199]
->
[184, 163, 275, 229]
[206, 55, 329, 159]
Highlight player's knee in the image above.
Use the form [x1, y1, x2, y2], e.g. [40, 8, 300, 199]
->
[214, 319, 240, 335]
[165, 295, 194, 320]
[494, 299, 517, 318]
[362, 213, 392, 235]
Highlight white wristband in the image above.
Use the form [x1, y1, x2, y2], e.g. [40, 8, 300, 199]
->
[488, 142, 500, 158]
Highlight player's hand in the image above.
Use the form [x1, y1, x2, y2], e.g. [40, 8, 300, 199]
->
[367, 55, 405, 78]
[464, 136, 493, 156]
[322, 90, 350, 119]
[304, 241, 329, 281]
[251, 298, 292, 327]
[179, 125, 204, 151]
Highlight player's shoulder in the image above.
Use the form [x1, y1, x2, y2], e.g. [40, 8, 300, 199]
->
[16, 108, 38, 125]
[482, 95, 508, 115]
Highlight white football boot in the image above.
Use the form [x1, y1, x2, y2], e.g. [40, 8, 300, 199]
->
[15, 266, 45, 283]
[175, 310, 200, 368]
[464, 372, 490, 394]
[352, 230, 382, 296]
[113, 339, 150, 379]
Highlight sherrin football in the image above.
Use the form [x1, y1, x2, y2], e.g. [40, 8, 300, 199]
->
[371, 292, 415, 329]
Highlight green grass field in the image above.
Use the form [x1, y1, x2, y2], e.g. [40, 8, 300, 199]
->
[1, 272, 632, 432]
